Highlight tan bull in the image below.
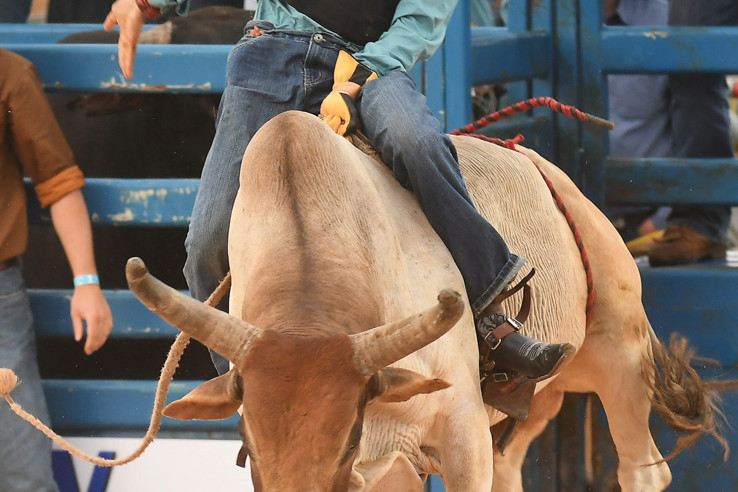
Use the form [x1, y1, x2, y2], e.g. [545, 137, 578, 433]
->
[126, 110, 721, 491]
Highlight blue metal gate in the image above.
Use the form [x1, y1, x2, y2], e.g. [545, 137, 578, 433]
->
[3, 0, 738, 490]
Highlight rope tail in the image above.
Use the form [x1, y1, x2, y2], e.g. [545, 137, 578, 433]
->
[451, 96, 614, 136]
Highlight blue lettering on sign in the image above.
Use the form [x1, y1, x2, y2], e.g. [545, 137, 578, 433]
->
[52, 450, 116, 492]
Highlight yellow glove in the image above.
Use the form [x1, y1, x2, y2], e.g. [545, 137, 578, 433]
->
[320, 51, 378, 136]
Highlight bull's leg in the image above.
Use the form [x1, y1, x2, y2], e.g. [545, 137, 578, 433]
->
[353, 452, 424, 492]
[488, 384, 565, 492]
[556, 336, 671, 492]
[434, 395, 495, 492]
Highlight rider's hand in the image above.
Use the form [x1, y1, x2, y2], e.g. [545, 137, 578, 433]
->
[104, 0, 147, 79]
[320, 82, 362, 136]
[319, 51, 378, 136]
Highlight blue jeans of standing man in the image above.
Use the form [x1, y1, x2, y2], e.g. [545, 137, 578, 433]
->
[666, 0, 738, 242]
[0, 0, 31, 22]
[184, 21, 523, 374]
[0, 263, 58, 492]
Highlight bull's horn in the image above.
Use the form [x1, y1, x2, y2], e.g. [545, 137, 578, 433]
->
[125, 257, 261, 366]
[351, 289, 464, 376]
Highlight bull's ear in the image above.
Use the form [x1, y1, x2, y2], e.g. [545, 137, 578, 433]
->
[164, 369, 242, 420]
[370, 367, 451, 403]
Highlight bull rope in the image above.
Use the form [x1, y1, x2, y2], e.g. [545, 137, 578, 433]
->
[452, 96, 611, 320]
[0, 271, 232, 467]
[451, 96, 615, 135]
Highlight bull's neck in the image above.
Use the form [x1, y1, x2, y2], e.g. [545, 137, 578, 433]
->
[233, 114, 398, 335]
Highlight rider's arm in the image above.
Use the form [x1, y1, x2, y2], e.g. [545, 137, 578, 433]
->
[104, 0, 190, 78]
[353, 0, 459, 75]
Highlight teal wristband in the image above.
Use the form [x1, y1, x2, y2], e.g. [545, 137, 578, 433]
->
[74, 274, 100, 287]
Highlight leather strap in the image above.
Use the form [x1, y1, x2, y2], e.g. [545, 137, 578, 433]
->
[236, 444, 249, 468]
[492, 267, 536, 305]
[493, 416, 519, 454]
[487, 283, 532, 341]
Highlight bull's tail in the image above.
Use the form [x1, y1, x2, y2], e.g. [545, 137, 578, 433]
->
[644, 325, 730, 462]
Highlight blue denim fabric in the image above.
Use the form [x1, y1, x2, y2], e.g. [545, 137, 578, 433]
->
[666, 0, 738, 242]
[0, 0, 31, 22]
[184, 21, 523, 373]
[359, 72, 524, 314]
[0, 264, 58, 492]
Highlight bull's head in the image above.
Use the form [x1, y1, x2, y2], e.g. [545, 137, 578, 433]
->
[126, 257, 463, 491]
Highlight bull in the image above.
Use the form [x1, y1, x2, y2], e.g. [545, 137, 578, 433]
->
[125, 110, 722, 491]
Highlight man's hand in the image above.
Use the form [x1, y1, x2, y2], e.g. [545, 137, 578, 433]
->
[71, 284, 113, 355]
[104, 0, 146, 79]
[321, 81, 362, 136]
[320, 51, 378, 136]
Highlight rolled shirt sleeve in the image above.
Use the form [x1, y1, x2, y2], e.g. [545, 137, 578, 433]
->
[6, 52, 86, 208]
[34, 166, 86, 208]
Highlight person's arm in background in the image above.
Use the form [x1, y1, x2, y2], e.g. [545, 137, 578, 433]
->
[8, 50, 113, 355]
[104, 0, 189, 78]
[50, 191, 112, 355]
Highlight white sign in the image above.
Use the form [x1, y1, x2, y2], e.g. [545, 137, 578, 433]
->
[53, 437, 254, 492]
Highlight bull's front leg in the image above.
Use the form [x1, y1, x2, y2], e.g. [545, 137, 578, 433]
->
[489, 383, 565, 492]
[351, 452, 425, 491]
[432, 386, 495, 491]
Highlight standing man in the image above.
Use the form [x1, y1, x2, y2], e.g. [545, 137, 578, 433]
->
[0, 48, 113, 492]
[0, 0, 31, 22]
[647, 0, 738, 265]
[606, 0, 673, 242]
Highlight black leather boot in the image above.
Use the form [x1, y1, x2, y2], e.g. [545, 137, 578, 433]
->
[476, 270, 576, 421]
[477, 268, 574, 383]
[478, 313, 573, 381]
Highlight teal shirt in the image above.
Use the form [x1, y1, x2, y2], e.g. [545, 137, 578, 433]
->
[152, 0, 458, 76]
[149, 0, 189, 16]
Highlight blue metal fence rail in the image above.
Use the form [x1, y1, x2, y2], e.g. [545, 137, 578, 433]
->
[4, 0, 738, 489]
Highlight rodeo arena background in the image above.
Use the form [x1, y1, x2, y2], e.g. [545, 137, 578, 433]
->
[2, 0, 738, 491]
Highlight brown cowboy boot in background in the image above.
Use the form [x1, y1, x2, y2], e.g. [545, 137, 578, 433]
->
[648, 225, 726, 266]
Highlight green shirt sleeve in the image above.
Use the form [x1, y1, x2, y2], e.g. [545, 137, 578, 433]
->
[353, 0, 459, 75]
[147, 0, 190, 15]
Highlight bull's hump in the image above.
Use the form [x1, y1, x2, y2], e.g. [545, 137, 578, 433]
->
[234, 112, 387, 325]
